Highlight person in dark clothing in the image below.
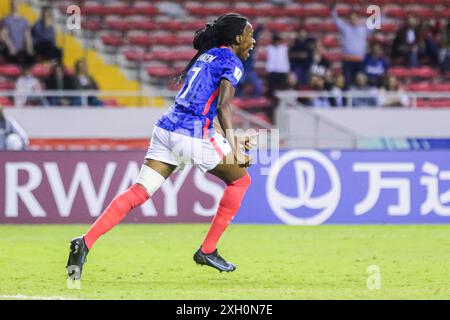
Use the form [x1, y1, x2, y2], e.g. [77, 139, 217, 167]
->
[289, 28, 316, 85]
[1, 0, 35, 66]
[73, 59, 103, 106]
[32, 6, 63, 62]
[392, 16, 424, 67]
[363, 43, 389, 87]
[45, 63, 77, 106]
[309, 43, 330, 78]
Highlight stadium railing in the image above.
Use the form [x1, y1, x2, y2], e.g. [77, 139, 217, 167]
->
[275, 90, 450, 149]
[2, 90, 449, 109]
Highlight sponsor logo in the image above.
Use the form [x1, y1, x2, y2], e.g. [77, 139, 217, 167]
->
[266, 150, 341, 225]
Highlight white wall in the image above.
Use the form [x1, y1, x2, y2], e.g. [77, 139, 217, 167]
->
[4, 107, 168, 138]
[276, 106, 450, 148]
[313, 109, 450, 138]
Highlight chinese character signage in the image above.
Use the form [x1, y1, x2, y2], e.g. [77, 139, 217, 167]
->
[1, 150, 450, 224]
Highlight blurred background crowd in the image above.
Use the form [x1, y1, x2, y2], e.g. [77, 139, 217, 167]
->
[0, 0, 449, 128]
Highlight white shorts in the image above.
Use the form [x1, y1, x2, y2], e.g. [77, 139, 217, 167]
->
[145, 126, 232, 173]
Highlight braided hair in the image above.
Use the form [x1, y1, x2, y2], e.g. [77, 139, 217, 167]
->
[177, 13, 248, 83]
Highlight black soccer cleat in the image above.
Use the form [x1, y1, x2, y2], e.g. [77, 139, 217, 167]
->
[193, 248, 236, 273]
[66, 236, 89, 280]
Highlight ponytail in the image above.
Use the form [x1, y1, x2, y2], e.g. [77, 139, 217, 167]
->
[176, 13, 248, 83]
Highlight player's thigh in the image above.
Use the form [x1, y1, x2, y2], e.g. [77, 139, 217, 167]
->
[208, 162, 247, 185]
[143, 158, 177, 179]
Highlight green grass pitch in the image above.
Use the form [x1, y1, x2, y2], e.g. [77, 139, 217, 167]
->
[0, 224, 449, 300]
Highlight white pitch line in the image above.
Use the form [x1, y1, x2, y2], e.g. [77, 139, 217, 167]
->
[0, 294, 82, 300]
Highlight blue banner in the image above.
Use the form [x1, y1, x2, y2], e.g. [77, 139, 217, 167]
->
[236, 150, 450, 224]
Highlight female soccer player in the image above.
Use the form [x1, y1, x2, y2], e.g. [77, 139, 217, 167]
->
[66, 13, 256, 279]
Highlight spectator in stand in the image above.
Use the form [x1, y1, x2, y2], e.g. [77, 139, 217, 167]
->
[324, 70, 346, 108]
[289, 27, 316, 86]
[73, 59, 103, 107]
[266, 33, 290, 99]
[237, 24, 263, 98]
[1, 0, 35, 65]
[306, 74, 330, 108]
[420, 19, 442, 67]
[348, 72, 378, 107]
[363, 43, 389, 87]
[379, 75, 409, 108]
[32, 6, 63, 63]
[392, 16, 423, 67]
[45, 62, 77, 106]
[0, 20, 7, 62]
[15, 64, 45, 107]
[309, 42, 330, 78]
[0, 104, 29, 150]
[330, 3, 372, 88]
[440, 21, 449, 72]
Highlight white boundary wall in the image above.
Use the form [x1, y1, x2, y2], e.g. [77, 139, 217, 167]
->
[4, 107, 167, 139]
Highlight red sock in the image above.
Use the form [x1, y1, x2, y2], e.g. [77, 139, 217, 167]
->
[84, 184, 149, 250]
[201, 173, 251, 254]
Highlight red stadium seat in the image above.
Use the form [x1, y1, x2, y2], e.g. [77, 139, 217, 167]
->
[410, 83, 450, 92]
[381, 23, 397, 33]
[108, 6, 134, 16]
[385, 8, 407, 19]
[0, 80, 15, 90]
[0, 64, 21, 78]
[82, 20, 102, 31]
[408, 83, 432, 91]
[133, 20, 159, 31]
[128, 35, 153, 47]
[431, 83, 450, 92]
[389, 67, 410, 79]
[443, 8, 450, 18]
[32, 64, 51, 78]
[106, 19, 134, 31]
[152, 34, 178, 46]
[124, 50, 145, 62]
[101, 35, 124, 47]
[81, 4, 107, 16]
[409, 67, 438, 79]
[0, 96, 13, 107]
[172, 50, 196, 62]
[147, 66, 174, 78]
[322, 36, 339, 48]
[184, 20, 207, 31]
[177, 35, 194, 45]
[158, 21, 183, 32]
[305, 23, 337, 33]
[147, 50, 175, 62]
[265, 22, 295, 33]
[409, 8, 434, 18]
[303, 8, 330, 18]
[102, 98, 121, 107]
[417, 99, 450, 108]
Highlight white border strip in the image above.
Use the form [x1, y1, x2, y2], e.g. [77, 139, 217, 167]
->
[0, 294, 81, 300]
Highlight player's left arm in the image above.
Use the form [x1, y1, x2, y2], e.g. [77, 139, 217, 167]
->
[216, 78, 236, 152]
[216, 79, 251, 167]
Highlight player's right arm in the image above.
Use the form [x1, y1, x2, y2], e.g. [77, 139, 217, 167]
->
[216, 79, 251, 167]
[330, 2, 347, 32]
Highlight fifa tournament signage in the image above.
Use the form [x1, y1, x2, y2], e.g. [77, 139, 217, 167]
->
[0, 150, 450, 224]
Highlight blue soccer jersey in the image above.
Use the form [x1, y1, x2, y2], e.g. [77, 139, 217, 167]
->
[156, 47, 244, 139]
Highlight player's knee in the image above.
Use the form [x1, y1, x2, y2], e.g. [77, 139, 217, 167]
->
[229, 172, 251, 188]
[135, 164, 166, 196]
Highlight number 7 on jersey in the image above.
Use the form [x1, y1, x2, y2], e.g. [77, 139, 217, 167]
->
[179, 67, 202, 99]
